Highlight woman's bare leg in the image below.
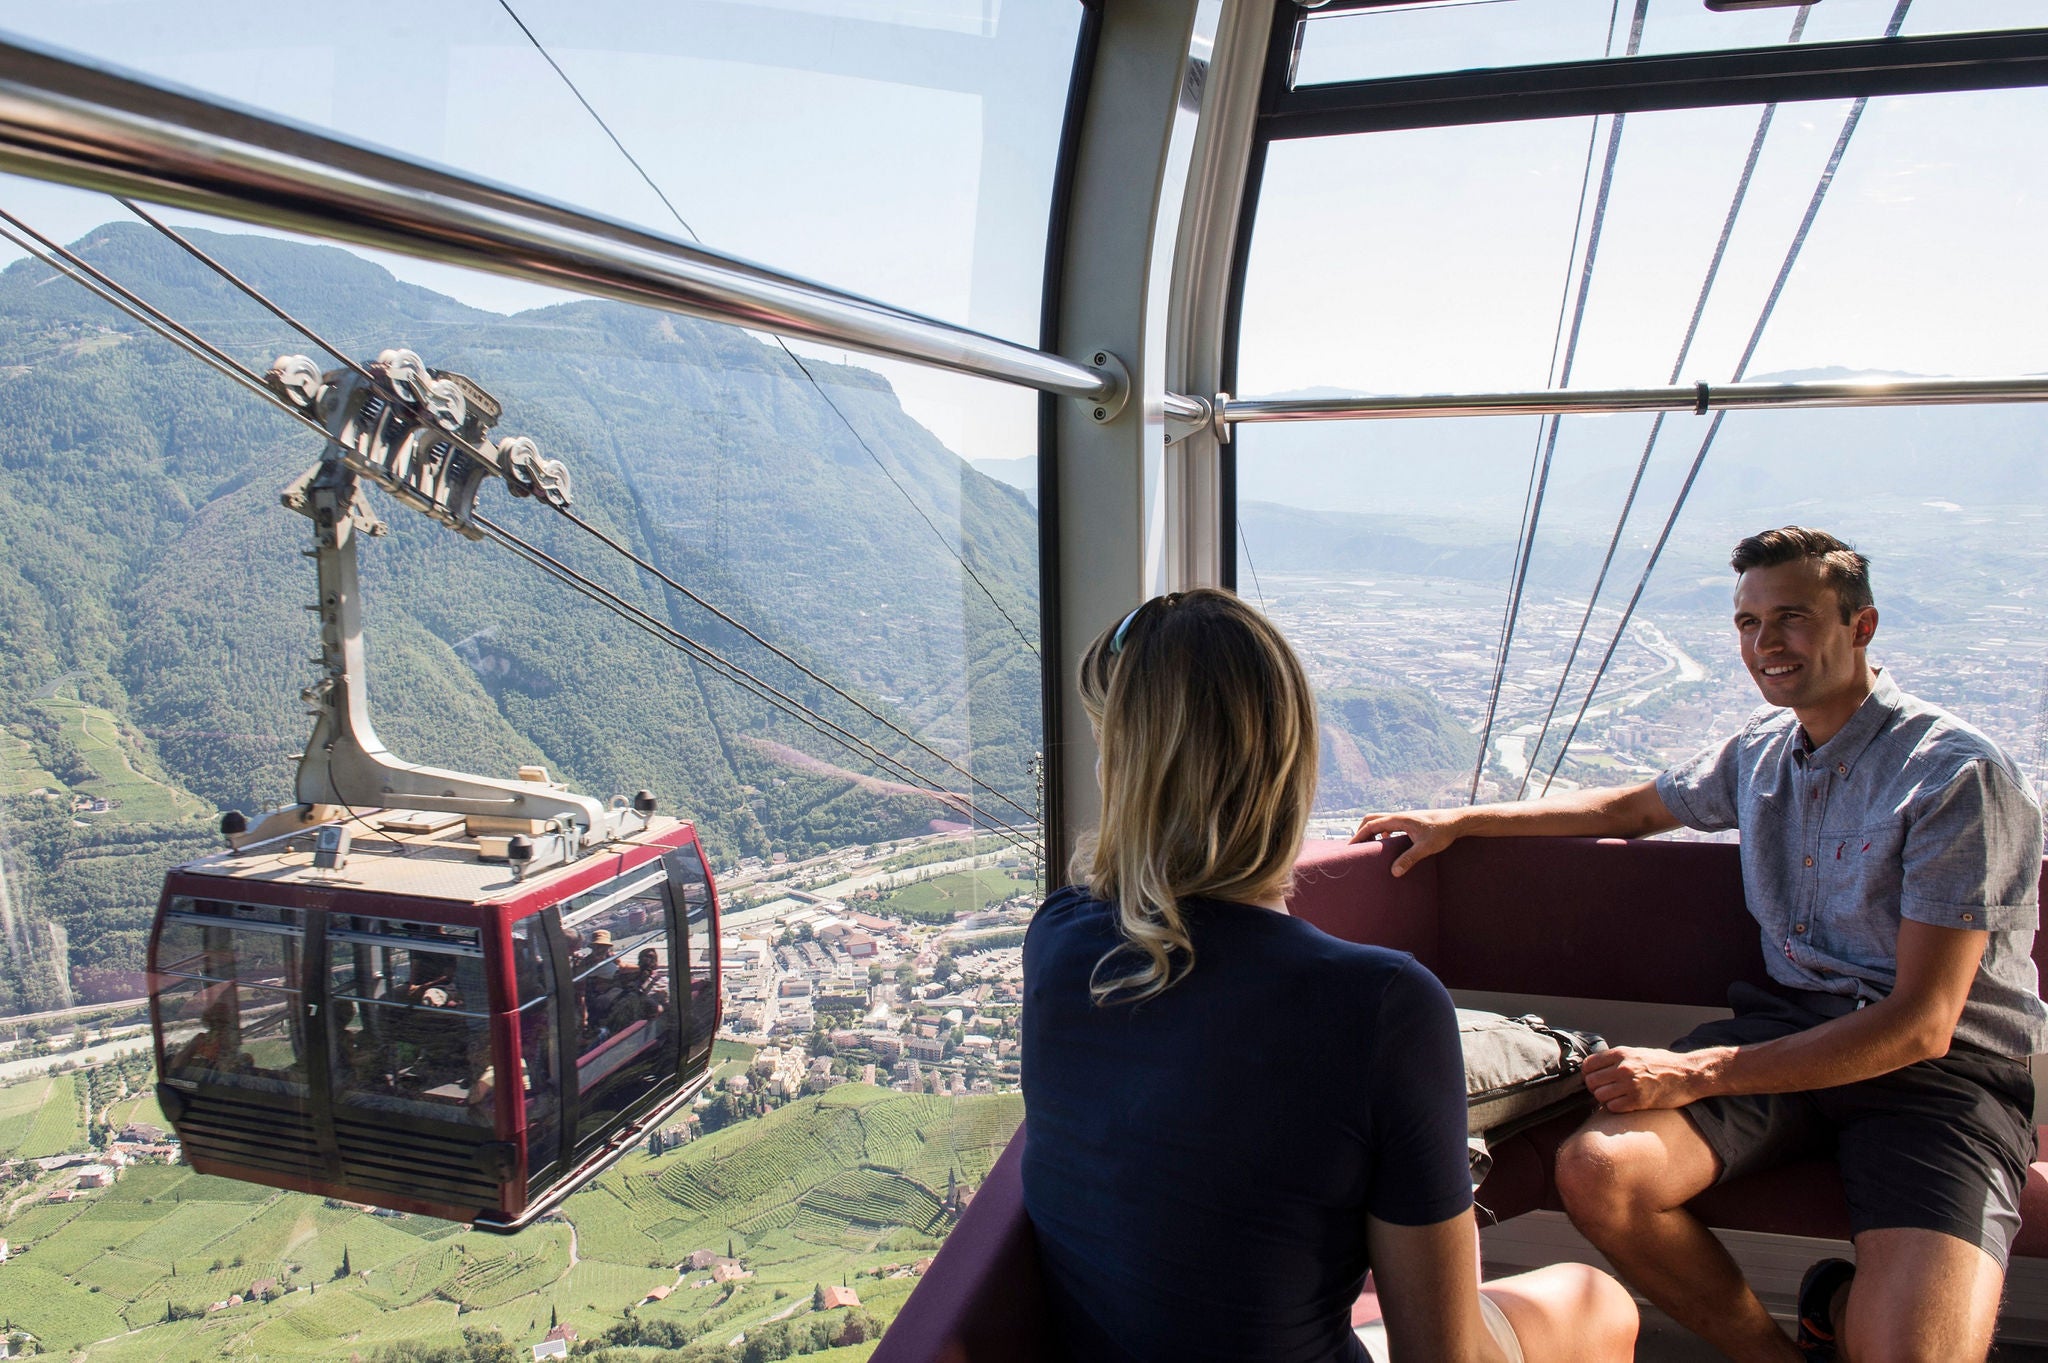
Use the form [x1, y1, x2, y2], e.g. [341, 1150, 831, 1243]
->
[1482, 1263, 1639, 1363]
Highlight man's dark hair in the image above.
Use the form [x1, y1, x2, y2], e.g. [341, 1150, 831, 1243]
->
[1730, 526, 1873, 622]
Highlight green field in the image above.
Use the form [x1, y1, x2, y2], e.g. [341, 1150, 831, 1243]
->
[16, 1072, 83, 1158]
[875, 867, 1036, 923]
[36, 696, 207, 823]
[0, 726, 60, 797]
[0, 1070, 1020, 1362]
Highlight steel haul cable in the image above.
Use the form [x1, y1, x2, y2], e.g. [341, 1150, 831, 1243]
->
[1536, 0, 1912, 792]
[1468, 0, 1639, 804]
[1516, 4, 1811, 798]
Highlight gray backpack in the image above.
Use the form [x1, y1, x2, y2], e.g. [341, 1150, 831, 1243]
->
[1460, 1009, 1607, 1187]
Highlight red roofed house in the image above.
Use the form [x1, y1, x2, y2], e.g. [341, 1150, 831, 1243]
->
[819, 1285, 860, 1310]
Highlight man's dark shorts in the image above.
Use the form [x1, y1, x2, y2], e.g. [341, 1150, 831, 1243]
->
[1673, 982, 2038, 1267]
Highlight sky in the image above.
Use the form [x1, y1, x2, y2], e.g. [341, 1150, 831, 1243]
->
[0, 0, 2040, 469]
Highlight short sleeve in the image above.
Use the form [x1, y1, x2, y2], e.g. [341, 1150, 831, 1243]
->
[1365, 959, 1475, 1227]
[1900, 760, 2044, 932]
[1656, 732, 1744, 833]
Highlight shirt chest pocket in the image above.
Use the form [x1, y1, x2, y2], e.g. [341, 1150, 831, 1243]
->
[1812, 817, 1906, 966]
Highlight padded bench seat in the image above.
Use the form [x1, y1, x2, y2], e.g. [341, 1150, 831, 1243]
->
[877, 835, 2048, 1362]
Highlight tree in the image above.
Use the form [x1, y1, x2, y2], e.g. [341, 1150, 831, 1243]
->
[336, 1247, 351, 1280]
[811, 1283, 825, 1310]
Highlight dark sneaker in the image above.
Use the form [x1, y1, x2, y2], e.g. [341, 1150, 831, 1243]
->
[1795, 1257, 1856, 1357]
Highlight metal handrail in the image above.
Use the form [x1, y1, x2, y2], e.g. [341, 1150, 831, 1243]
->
[0, 33, 1119, 405]
[1220, 374, 2048, 424]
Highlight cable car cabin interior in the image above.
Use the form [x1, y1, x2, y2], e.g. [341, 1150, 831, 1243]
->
[151, 812, 722, 1231]
[2, 0, 2048, 1358]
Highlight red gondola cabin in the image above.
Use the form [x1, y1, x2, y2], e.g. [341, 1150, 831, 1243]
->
[150, 812, 721, 1230]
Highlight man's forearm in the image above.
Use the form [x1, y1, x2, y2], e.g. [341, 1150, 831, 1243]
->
[1699, 996, 1954, 1097]
[1585, 996, 1956, 1111]
[1447, 783, 1676, 841]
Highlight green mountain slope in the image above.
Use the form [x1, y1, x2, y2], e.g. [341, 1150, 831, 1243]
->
[1318, 684, 1479, 810]
[0, 223, 1040, 1006]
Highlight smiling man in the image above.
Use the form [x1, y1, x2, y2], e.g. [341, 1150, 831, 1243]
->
[1354, 526, 2047, 1363]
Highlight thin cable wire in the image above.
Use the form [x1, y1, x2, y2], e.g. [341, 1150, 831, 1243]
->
[1467, 0, 1641, 803]
[1238, 520, 1266, 612]
[475, 514, 1042, 855]
[493, 0, 702, 244]
[471, 516, 980, 816]
[1517, 5, 1809, 798]
[494, 0, 1038, 656]
[1538, 0, 1908, 790]
[472, 513, 1041, 840]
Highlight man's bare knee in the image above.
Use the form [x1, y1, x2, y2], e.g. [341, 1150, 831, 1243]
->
[1555, 1112, 1718, 1233]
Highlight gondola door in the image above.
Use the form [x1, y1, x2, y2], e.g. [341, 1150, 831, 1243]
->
[559, 867, 683, 1155]
[664, 841, 721, 1076]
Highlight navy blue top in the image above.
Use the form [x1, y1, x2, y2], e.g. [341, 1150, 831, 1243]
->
[1021, 885, 1472, 1363]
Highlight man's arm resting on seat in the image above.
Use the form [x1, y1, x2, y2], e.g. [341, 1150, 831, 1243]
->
[1352, 780, 1681, 877]
[1367, 1209, 1513, 1363]
[1582, 919, 1986, 1111]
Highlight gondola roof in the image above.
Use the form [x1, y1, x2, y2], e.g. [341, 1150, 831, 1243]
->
[174, 812, 690, 906]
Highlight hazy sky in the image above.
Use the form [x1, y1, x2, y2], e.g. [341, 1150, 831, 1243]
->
[0, 0, 2041, 468]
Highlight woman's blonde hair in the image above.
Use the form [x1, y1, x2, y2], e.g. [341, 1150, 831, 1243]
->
[1072, 588, 1319, 1005]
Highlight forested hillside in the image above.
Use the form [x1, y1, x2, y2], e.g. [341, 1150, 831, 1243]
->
[0, 224, 1040, 1010]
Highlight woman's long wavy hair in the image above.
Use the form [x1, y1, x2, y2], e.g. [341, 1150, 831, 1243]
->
[1072, 589, 1319, 1005]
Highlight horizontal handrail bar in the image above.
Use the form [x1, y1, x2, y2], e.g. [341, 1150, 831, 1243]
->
[1220, 374, 2048, 423]
[0, 34, 1116, 404]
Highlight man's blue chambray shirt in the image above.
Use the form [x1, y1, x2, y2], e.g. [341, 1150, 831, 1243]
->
[1655, 667, 2048, 1058]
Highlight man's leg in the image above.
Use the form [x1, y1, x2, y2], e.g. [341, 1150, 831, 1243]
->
[1835, 1228, 2003, 1363]
[1556, 1109, 1801, 1363]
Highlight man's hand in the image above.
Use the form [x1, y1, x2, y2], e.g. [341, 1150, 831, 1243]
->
[1581, 1046, 1730, 1112]
[1352, 810, 1464, 876]
[1350, 783, 1679, 879]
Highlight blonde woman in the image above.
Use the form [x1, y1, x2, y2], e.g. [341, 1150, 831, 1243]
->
[1021, 590, 1637, 1363]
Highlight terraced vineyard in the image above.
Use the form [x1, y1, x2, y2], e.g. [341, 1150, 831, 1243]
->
[0, 1074, 1021, 1362]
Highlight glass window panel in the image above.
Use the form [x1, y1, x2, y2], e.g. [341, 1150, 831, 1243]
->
[328, 916, 493, 1123]
[566, 879, 675, 1145]
[665, 843, 720, 1064]
[1239, 91, 2048, 400]
[159, 975, 307, 1090]
[3, 15, 1040, 1274]
[511, 918, 561, 1174]
[1295, 0, 2046, 88]
[1237, 85, 2048, 818]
